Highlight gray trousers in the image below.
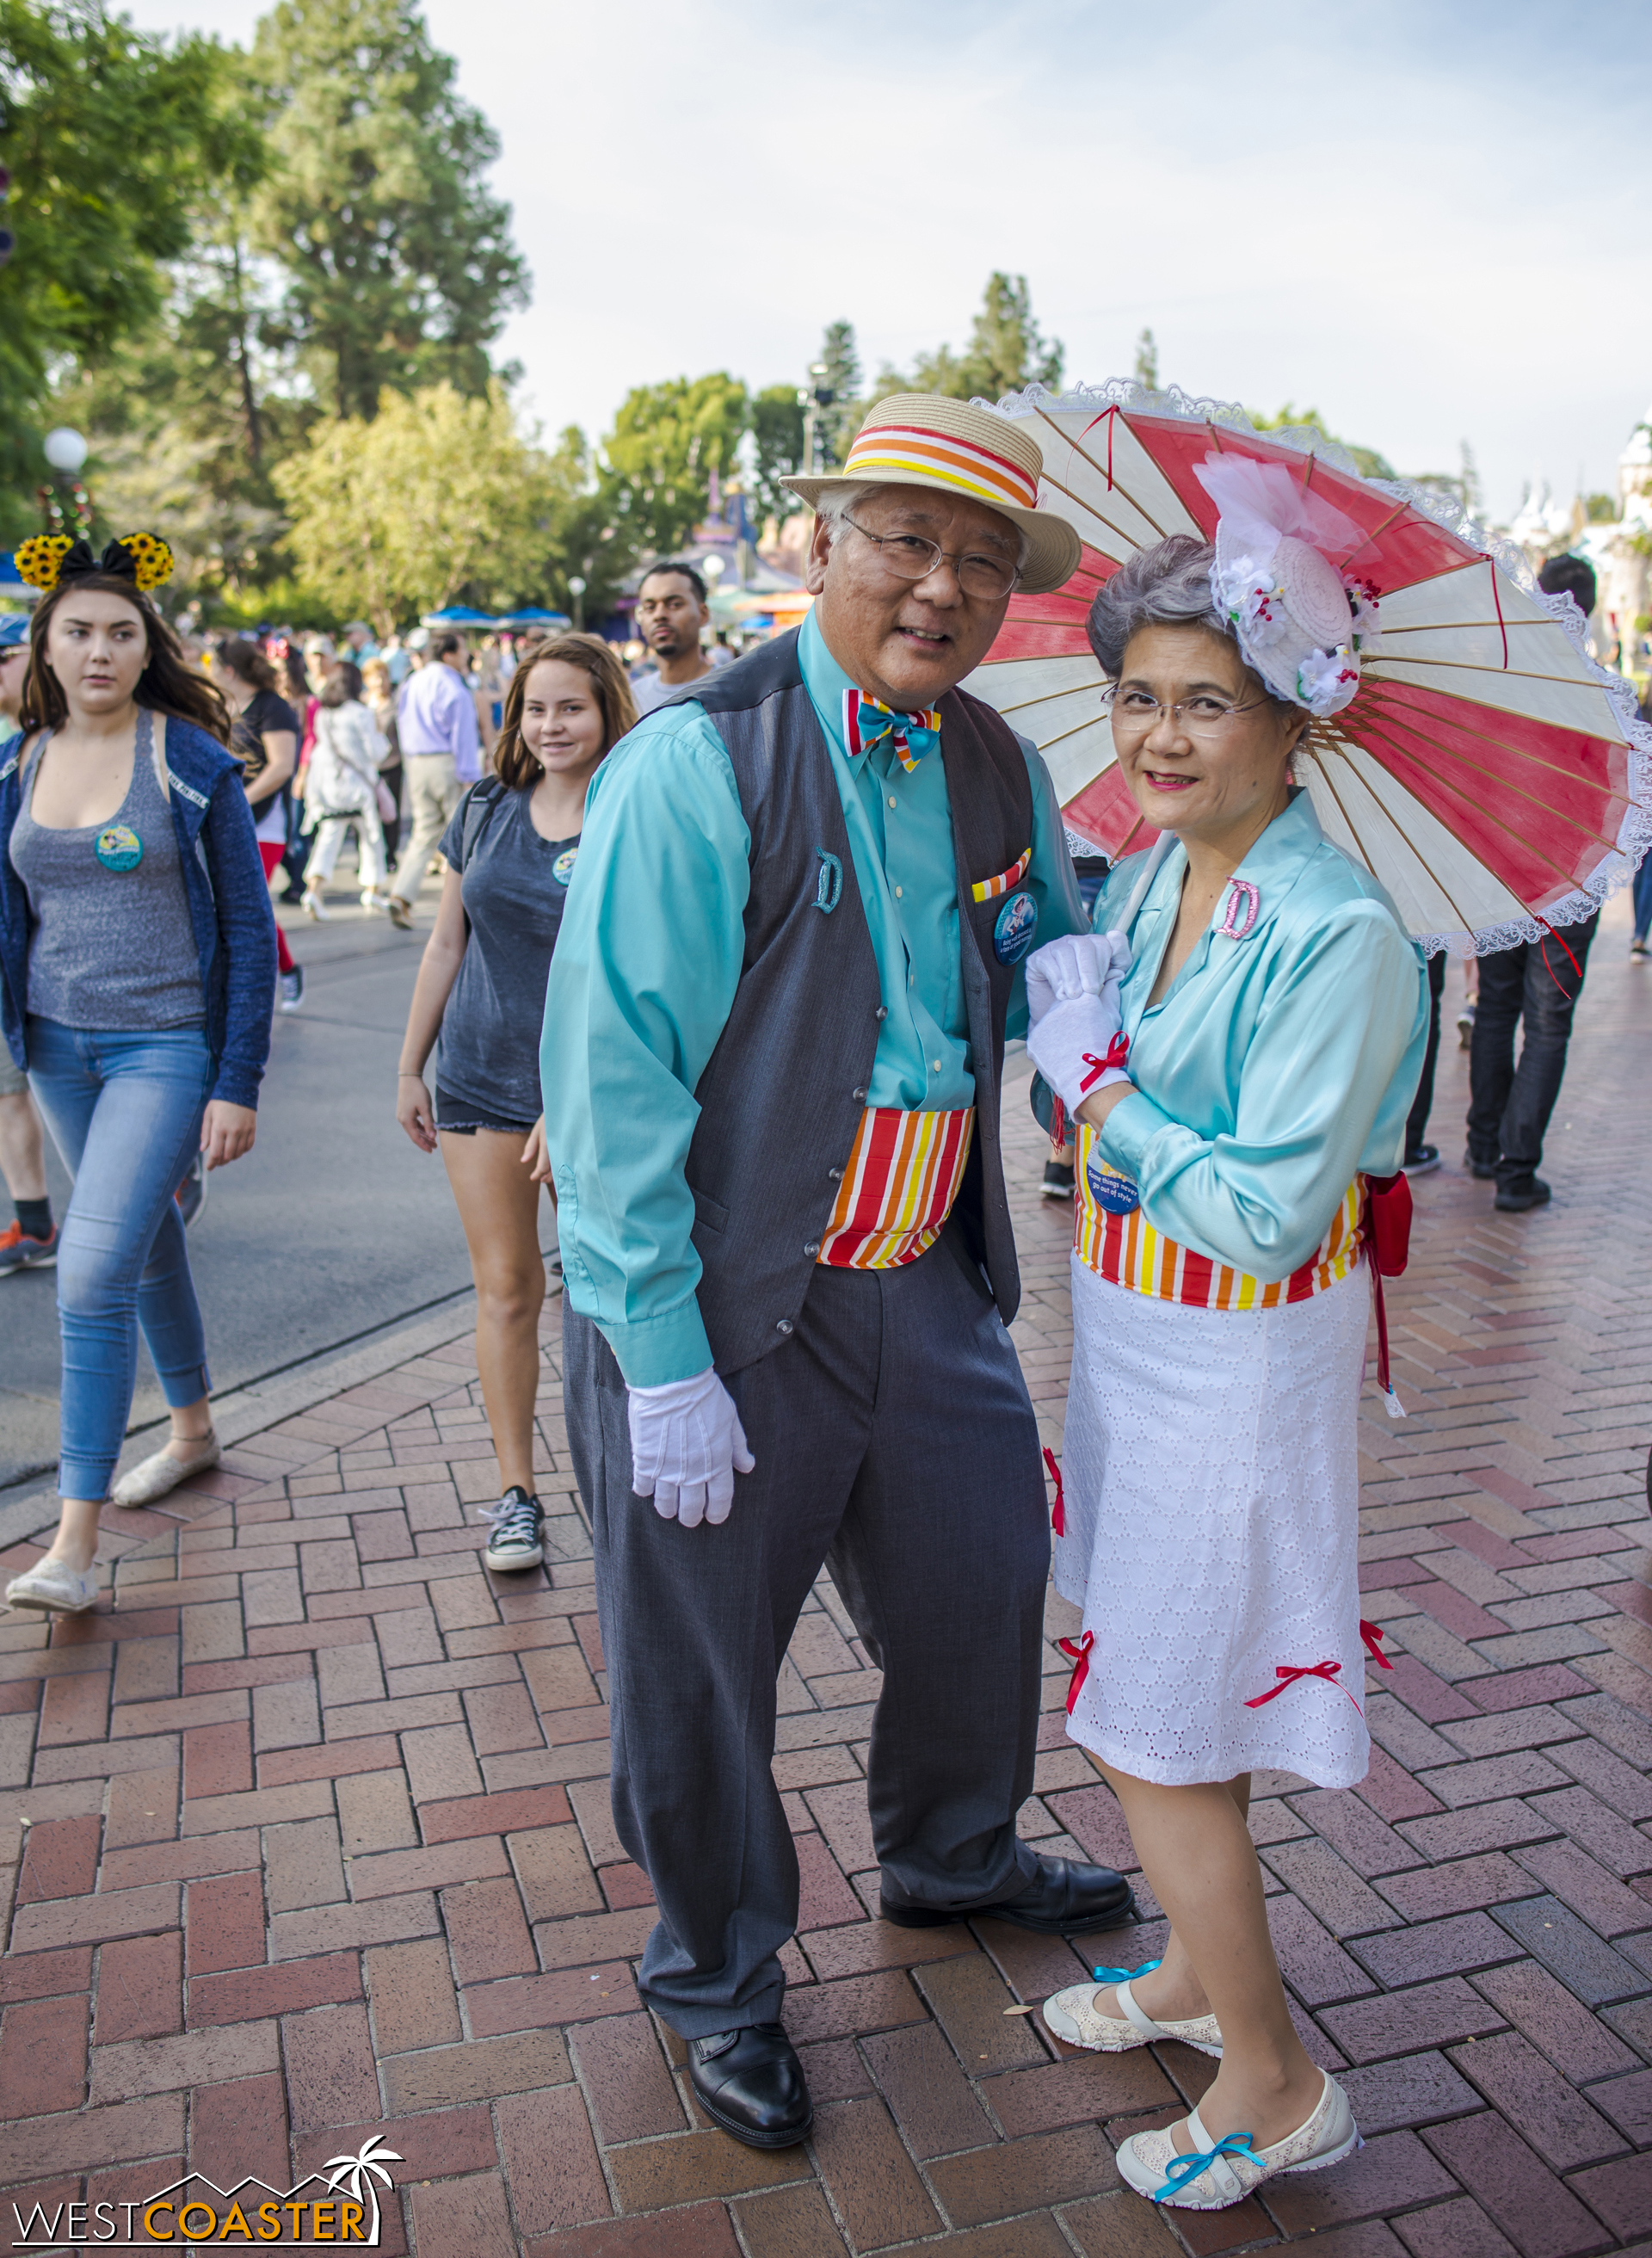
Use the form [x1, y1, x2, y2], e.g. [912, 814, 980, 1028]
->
[561, 1226, 1050, 2037]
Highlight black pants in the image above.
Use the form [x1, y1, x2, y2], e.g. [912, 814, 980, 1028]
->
[561, 1229, 1049, 2037]
[1405, 953, 1447, 1157]
[1466, 916, 1598, 1191]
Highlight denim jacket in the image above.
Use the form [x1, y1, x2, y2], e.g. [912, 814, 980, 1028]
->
[0, 712, 277, 1107]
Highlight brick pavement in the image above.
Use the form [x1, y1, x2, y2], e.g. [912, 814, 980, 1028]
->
[2, 904, 1650, 2253]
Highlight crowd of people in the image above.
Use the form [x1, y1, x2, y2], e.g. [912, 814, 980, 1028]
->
[0, 385, 1639, 2222]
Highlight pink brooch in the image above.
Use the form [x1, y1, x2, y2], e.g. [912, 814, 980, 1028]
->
[1217, 879, 1261, 940]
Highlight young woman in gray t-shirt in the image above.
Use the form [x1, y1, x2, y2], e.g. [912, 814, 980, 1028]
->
[395, 636, 637, 1574]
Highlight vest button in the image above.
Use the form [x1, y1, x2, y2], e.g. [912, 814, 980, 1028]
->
[775, 1317, 794, 1336]
[874, 1005, 888, 1021]
[852, 1087, 866, 1101]
[803, 1242, 819, 1258]
[829, 1166, 842, 1181]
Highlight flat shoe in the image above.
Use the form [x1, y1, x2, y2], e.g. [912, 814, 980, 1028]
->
[1043, 1959, 1223, 2057]
[6, 1558, 98, 1613]
[1117, 2070, 1358, 2210]
[112, 1431, 220, 1507]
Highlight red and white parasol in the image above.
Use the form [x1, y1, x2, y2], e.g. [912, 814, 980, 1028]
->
[965, 382, 1652, 953]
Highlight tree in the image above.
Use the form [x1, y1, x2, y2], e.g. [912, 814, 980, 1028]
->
[1133, 327, 1159, 391]
[526, 424, 635, 624]
[908, 273, 1063, 404]
[274, 382, 545, 632]
[749, 382, 805, 529]
[602, 372, 749, 559]
[0, 0, 248, 539]
[248, 0, 527, 421]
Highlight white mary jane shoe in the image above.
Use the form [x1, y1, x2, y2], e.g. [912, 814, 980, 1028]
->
[1043, 1959, 1223, 2058]
[112, 1431, 220, 1508]
[6, 1558, 99, 1613]
[1117, 2070, 1359, 2210]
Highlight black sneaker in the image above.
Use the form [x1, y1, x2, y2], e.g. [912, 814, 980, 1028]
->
[479, 1485, 545, 1571]
[1402, 1144, 1440, 1175]
[1041, 1159, 1076, 1200]
[278, 964, 305, 1012]
[175, 1153, 207, 1226]
[1463, 1146, 1498, 1181]
[1495, 1176, 1552, 1213]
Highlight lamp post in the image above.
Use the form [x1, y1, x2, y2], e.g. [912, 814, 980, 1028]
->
[568, 574, 586, 632]
[40, 427, 92, 539]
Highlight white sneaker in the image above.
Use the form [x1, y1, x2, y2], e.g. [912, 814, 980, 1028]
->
[1117, 2070, 1358, 2211]
[1043, 1959, 1223, 2057]
[6, 1558, 98, 1613]
[112, 1431, 220, 1507]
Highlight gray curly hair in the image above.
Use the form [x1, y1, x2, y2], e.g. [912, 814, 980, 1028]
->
[1085, 534, 1230, 676]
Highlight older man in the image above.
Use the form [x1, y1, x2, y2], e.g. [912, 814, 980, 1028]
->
[542, 395, 1133, 2147]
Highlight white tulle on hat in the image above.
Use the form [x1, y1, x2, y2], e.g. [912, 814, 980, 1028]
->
[1193, 453, 1382, 718]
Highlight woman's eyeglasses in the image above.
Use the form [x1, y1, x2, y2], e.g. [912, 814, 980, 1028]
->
[1104, 686, 1271, 741]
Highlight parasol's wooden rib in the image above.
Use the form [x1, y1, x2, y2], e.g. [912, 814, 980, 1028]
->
[984, 682, 1102, 718]
[1377, 618, 1552, 634]
[1031, 406, 1174, 542]
[1032, 715, 1108, 755]
[1347, 712, 1605, 903]
[1370, 653, 1611, 692]
[1035, 466, 1161, 558]
[1341, 498, 1423, 568]
[1306, 732, 1480, 933]
[1350, 696, 1626, 858]
[1357, 683, 1634, 796]
[1114, 811, 1148, 856]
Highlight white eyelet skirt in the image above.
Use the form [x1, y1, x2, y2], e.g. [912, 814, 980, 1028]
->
[1057, 1254, 1372, 1790]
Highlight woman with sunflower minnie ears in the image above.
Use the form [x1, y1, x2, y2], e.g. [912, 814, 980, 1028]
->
[0, 534, 276, 1615]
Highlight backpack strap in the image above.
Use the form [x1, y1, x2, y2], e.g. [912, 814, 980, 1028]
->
[458, 776, 508, 866]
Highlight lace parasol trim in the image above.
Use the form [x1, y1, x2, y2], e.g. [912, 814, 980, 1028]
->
[992, 379, 1652, 959]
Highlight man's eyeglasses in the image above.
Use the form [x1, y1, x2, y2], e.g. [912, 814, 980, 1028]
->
[1103, 686, 1271, 741]
[843, 517, 1020, 602]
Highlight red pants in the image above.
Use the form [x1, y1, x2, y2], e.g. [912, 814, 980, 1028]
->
[259, 842, 296, 975]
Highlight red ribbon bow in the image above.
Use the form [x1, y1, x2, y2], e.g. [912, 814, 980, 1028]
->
[1079, 1031, 1130, 1093]
[1043, 1447, 1065, 1536]
[1361, 1619, 1394, 1669]
[1245, 1658, 1348, 1710]
[1057, 1630, 1094, 1714]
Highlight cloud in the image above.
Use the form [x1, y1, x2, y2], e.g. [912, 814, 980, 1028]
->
[124, 0, 1652, 515]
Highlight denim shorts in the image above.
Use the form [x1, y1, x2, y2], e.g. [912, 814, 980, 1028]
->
[435, 1086, 535, 1137]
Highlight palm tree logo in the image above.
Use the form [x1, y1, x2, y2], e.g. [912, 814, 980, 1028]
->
[322, 2136, 403, 2244]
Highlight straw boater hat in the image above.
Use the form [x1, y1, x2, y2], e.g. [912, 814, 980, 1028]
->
[783, 392, 1082, 597]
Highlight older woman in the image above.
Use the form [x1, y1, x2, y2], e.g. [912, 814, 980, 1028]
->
[1025, 530, 1428, 2212]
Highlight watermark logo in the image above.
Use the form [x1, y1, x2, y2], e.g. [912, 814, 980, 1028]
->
[10, 2138, 402, 2246]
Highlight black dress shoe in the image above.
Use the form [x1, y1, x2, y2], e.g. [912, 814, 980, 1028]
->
[1495, 1175, 1552, 1212]
[689, 2022, 812, 2149]
[1463, 1146, 1499, 1181]
[880, 1853, 1135, 1935]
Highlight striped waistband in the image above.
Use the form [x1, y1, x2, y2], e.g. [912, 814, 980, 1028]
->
[1074, 1123, 1363, 1308]
[817, 1107, 975, 1270]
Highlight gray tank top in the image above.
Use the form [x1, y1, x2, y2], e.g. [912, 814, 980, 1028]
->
[9, 709, 206, 1031]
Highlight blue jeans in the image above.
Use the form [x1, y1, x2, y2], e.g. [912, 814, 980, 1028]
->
[26, 1019, 214, 1500]
[1633, 854, 1652, 945]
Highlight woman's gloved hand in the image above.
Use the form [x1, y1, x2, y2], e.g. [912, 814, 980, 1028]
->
[626, 1366, 755, 1529]
[1025, 929, 1132, 1029]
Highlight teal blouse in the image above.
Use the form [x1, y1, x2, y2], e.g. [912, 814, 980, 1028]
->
[1089, 791, 1430, 1281]
[541, 611, 1083, 1385]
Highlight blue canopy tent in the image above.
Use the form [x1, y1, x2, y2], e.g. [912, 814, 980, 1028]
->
[490, 606, 570, 629]
[418, 605, 498, 628]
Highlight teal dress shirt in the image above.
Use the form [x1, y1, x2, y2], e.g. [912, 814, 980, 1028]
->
[1090, 790, 1429, 1280]
[542, 611, 1083, 1385]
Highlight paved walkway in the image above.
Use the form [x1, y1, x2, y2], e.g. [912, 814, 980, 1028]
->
[3, 897, 1650, 2255]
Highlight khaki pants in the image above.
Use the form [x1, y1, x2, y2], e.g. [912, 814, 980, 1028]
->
[392, 754, 462, 907]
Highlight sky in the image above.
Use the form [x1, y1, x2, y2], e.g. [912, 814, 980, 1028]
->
[123, 0, 1652, 523]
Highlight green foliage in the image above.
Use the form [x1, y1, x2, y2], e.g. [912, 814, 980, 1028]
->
[1249, 403, 1397, 485]
[0, 0, 246, 542]
[529, 424, 635, 623]
[1582, 492, 1618, 524]
[274, 382, 546, 633]
[247, 0, 527, 420]
[1133, 327, 1159, 391]
[603, 372, 749, 558]
[749, 382, 805, 529]
[908, 273, 1063, 404]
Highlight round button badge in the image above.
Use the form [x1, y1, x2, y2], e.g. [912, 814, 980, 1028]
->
[552, 848, 578, 887]
[95, 824, 143, 873]
[992, 889, 1039, 966]
[1085, 1152, 1141, 1215]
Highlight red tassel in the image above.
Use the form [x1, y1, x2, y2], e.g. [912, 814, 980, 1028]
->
[1049, 1095, 1067, 1151]
[1043, 1446, 1065, 1536]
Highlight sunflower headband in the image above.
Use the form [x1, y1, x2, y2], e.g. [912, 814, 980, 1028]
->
[15, 533, 174, 596]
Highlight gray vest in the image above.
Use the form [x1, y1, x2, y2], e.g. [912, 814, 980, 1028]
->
[680, 631, 1033, 1374]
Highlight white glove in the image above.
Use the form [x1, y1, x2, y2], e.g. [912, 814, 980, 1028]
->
[1025, 929, 1132, 1030]
[626, 1366, 755, 1529]
[1026, 990, 1130, 1115]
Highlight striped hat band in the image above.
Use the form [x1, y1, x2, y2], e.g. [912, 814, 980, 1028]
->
[841, 422, 1040, 514]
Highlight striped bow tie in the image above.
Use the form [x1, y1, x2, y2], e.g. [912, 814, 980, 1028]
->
[842, 688, 942, 773]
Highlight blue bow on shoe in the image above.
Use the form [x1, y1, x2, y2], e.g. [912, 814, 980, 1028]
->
[842, 688, 941, 773]
[1093, 1957, 1162, 1982]
[1155, 2132, 1261, 2203]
